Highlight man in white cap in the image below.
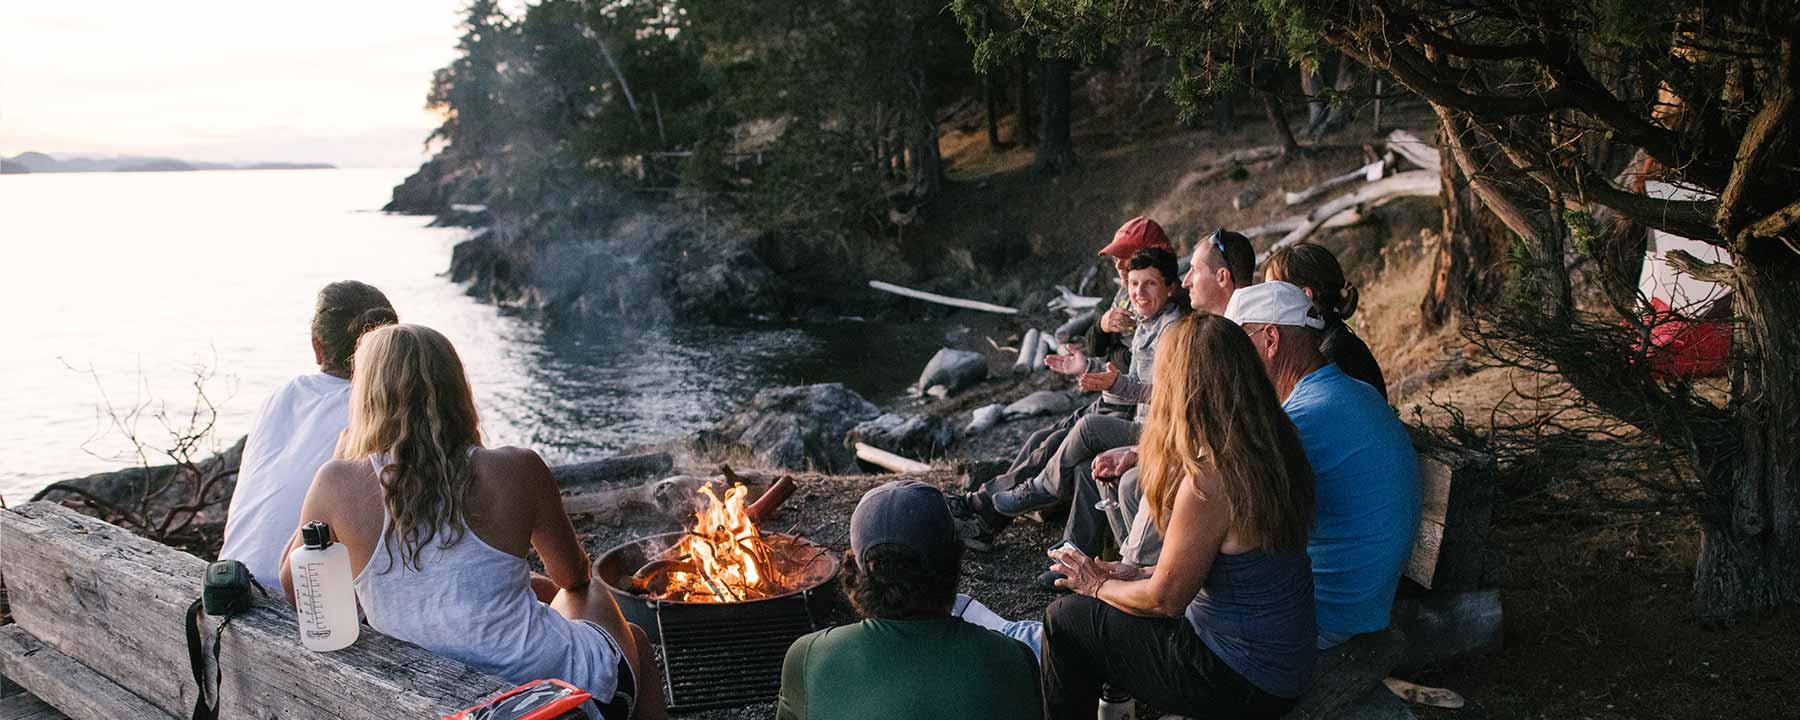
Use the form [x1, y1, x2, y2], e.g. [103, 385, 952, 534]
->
[1226, 281, 1421, 650]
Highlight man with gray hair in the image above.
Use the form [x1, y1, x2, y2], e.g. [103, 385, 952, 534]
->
[1227, 281, 1421, 649]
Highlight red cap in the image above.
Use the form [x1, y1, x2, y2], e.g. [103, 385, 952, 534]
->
[1097, 216, 1171, 259]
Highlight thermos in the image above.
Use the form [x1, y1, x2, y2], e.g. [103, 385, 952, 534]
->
[287, 521, 359, 651]
[1098, 685, 1135, 720]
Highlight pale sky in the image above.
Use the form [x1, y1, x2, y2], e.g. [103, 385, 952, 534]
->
[0, 2, 480, 168]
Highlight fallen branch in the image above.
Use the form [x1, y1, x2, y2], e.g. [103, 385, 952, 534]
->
[1284, 160, 1386, 205]
[1242, 210, 1366, 238]
[869, 281, 1018, 315]
[854, 442, 932, 474]
[562, 471, 776, 525]
[551, 452, 674, 489]
[1263, 171, 1440, 261]
[1387, 129, 1441, 173]
[1048, 285, 1103, 312]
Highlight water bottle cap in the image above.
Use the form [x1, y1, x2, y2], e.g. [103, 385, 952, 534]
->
[301, 521, 333, 549]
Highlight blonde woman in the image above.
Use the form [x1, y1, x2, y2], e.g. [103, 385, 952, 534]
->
[279, 324, 664, 720]
[1044, 313, 1316, 720]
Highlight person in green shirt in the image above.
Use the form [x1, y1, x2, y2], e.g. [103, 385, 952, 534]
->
[778, 480, 1042, 720]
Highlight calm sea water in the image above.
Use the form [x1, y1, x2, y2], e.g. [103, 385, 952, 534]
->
[0, 168, 937, 504]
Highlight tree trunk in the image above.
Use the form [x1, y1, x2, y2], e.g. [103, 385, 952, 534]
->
[1036, 57, 1076, 175]
[1015, 53, 1037, 146]
[985, 72, 1003, 149]
[1421, 126, 1514, 327]
[1259, 90, 1302, 155]
[1692, 244, 1800, 623]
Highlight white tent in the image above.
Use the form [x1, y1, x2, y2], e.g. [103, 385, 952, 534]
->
[1635, 181, 1730, 314]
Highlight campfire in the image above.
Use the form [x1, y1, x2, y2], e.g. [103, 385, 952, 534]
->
[626, 475, 832, 603]
[596, 468, 838, 710]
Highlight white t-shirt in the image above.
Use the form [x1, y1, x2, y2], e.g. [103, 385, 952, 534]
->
[219, 372, 352, 591]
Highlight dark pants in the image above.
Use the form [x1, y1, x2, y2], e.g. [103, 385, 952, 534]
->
[1042, 595, 1295, 720]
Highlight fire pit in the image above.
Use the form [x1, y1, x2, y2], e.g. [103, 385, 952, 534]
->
[596, 481, 839, 711]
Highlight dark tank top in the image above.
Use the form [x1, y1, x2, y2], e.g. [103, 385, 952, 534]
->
[1185, 549, 1317, 699]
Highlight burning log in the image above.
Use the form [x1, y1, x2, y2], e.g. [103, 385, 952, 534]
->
[746, 475, 799, 523]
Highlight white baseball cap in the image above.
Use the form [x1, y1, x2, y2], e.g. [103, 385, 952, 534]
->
[1223, 281, 1326, 329]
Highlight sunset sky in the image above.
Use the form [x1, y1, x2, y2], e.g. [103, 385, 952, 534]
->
[1, 2, 484, 167]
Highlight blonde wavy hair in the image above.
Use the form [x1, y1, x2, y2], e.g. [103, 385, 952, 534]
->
[341, 324, 482, 571]
[1138, 313, 1314, 552]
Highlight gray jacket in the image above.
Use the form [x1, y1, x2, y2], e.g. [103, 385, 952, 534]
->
[1090, 301, 1186, 420]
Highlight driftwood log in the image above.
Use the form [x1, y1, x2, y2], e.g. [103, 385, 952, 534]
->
[561, 470, 778, 524]
[853, 443, 932, 474]
[1, 625, 170, 720]
[0, 502, 509, 720]
[1385, 129, 1441, 173]
[1283, 160, 1385, 206]
[0, 687, 69, 720]
[867, 281, 1019, 315]
[550, 452, 674, 489]
[1263, 171, 1440, 260]
[1241, 210, 1365, 239]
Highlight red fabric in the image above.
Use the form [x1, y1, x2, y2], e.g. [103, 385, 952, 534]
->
[1097, 216, 1171, 258]
[1642, 298, 1730, 379]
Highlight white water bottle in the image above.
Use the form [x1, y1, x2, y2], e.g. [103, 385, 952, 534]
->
[288, 521, 359, 651]
[1098, 685, 1135, 720]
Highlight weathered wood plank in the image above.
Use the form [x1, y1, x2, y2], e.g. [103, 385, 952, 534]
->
[0, 691, 69, 720]
[0, 502, 510, 720]
[0, 626, 169, 720]
[1282, 626, 1408, 720]
[1403, 441, 1496, 591]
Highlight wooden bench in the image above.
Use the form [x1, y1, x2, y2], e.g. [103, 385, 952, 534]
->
[0, 501, 512, 720]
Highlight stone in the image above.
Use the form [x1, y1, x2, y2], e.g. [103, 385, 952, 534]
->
[965, 403, 1007, 435]
[701, 383, 880, 473]
[914, 348, 989, 396]
[1003, 390, 1076, 419]
[1232, 189, 1264, 210]
[846, 413, 956, 461]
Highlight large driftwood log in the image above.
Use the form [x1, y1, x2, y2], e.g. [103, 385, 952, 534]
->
[0, 625, 170, 720]
[1242, 211, 1366, 239]
[867, 281, 1019, 315]
[561, 471, 777, 524]
[550, 452, 674, 489]
[0, 689, 68, 720]
[1262, 171, 1440, 261]
[0, 503, 509, 720]
[1386, 129, 1441, 174]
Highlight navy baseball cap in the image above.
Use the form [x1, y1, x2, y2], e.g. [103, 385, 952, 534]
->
[849, 480, 959, 576]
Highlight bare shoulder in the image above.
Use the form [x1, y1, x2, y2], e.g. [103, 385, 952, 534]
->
[312, 457, 374, 497]
[472, 445, 557, 488]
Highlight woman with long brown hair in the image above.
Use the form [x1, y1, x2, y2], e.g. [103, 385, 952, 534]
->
[279, 324, 665, 720]
[1043, 313, 1317, 720]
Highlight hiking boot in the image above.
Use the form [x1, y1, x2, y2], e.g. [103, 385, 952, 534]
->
[945, 491, 1011, 552]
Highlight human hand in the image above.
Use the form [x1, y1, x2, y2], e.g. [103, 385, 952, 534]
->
[1048, 545, 1110, 596]
[1078, 362, 1121, 392]
[1099, 308, 1137, 334]
[1090, 447, 1139, 480]
[1044, 345, 1087, 376]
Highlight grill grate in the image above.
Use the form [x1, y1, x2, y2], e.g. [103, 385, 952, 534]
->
[656, 602, 820, 711]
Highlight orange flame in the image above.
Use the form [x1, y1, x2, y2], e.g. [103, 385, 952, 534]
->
[665, 483, 777, 602]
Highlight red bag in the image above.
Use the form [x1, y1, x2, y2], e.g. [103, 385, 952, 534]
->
[443, 679, 598, 720]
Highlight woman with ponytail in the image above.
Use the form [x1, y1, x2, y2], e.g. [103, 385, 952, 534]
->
[221, 280, 397, 592]
[1262, 243, 1387, 398]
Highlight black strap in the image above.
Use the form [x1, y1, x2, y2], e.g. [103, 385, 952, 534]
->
[185, 599, 233, 720]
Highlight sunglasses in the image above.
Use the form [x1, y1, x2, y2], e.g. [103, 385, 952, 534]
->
[1207, 228, 1231, 260]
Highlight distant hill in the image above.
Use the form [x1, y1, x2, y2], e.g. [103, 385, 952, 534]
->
[1, 152, 335, 175]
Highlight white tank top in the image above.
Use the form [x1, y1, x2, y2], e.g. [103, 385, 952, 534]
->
[352, 452, 623, 699]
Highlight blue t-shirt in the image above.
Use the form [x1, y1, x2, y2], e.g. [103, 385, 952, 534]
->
[1282, 363, 1421, 638]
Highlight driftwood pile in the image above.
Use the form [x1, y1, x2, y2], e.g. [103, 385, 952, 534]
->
[1250, 129, 1444, 261]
